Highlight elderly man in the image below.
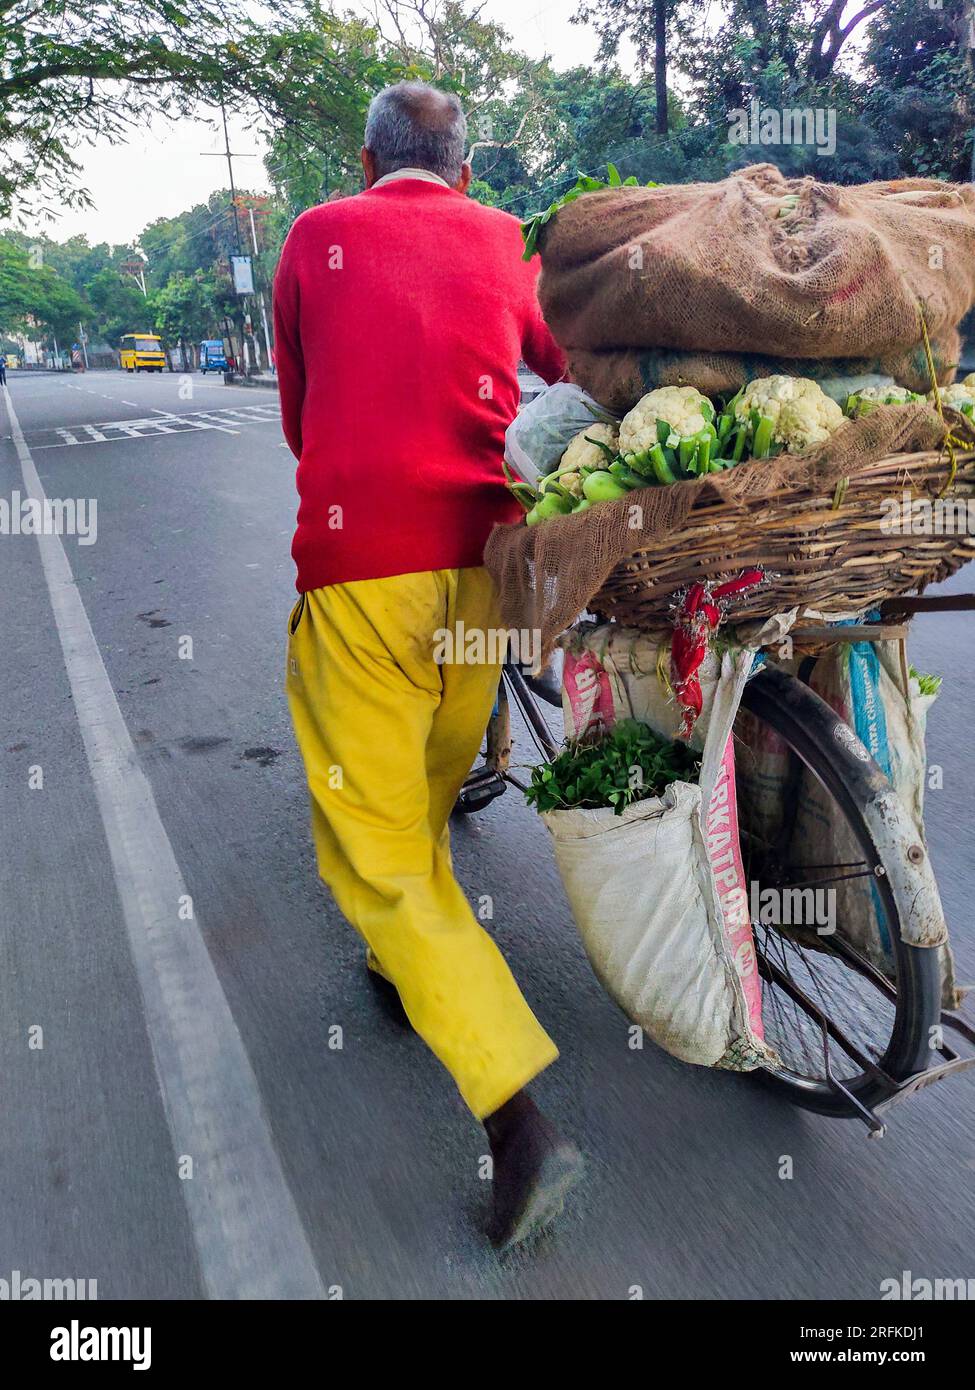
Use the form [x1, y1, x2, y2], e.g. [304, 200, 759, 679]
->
[274, 81, 582, 1251]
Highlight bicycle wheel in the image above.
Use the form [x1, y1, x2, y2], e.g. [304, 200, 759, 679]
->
[737, 663, 942, 1118]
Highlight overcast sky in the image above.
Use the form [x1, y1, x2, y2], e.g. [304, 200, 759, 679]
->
[35, 2, 603, 247]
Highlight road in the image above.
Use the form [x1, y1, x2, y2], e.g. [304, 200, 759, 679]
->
[1, 368, 973, 1301]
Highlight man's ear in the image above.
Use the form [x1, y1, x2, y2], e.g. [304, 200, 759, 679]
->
[361, 147, 378, 188]
[454, 162, 473, 195]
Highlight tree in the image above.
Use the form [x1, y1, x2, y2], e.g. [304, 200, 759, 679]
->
[149, 271, 222, 366]
[574, 0, 682, 134]
[0, 0, 382, 219]
[84, 268, 152, 345]
[862, 0, 975, 180]
[0, 240, 38, 333]
[0, 237, 88, 345]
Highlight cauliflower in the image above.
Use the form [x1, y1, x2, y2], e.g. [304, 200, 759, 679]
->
[845, 384, 921, 418]
[538, 421, 619, 500]
[931, 380, 975, 418]
[734, 375, 844, 455]
[557, 421, 619, 474]
[619, 386, 714, 454]
[554, 469, 585, 498]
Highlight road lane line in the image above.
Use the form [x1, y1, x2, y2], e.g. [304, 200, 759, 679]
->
[2, 386, 325, 1301]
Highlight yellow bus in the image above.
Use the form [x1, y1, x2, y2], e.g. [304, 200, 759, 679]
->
[120, 333, 166, 373]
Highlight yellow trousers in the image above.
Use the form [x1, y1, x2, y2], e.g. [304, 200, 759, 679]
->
[286, 566, 558, 1119]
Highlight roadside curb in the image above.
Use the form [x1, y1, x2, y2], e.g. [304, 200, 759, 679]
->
[223, 373, 279, 391]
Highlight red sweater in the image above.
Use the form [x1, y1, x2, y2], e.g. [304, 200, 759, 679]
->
[273, 180, 565, 591]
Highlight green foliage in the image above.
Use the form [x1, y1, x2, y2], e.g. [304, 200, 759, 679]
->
[0, 0, 342, 220]
[525, 720, 700, 816]
[521, 166, 655, 260]
[260, 9, 410, 214]
[0, 239, 89, 340]
[149, 270, 222, 346]
[84, 269, 151, 345]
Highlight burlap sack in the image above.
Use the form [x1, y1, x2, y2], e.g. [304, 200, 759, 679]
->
[566, 336, 961, 415]
[484, 404, 975, 661]
[537, 165, 975, 364]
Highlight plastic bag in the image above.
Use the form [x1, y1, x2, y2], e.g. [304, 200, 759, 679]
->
[504, 382, 617, 487]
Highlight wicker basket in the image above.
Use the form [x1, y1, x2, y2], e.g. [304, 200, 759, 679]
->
[593, 449, 975, 626]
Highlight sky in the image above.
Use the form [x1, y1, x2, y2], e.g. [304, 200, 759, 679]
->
[27, 1, 604, 248]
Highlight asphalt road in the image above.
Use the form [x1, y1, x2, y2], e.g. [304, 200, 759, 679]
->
[2, 369, 973, 1301]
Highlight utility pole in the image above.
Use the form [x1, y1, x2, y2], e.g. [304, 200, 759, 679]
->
[79, 323, 89, 370]
[121, 259, 148, 296]
[239, 198, 274, 374]
[200, 96, 261, 374]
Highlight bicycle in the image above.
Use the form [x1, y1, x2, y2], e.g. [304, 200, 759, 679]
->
[455, 594, 975, 1137]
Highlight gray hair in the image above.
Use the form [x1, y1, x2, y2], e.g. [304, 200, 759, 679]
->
[364, 81, 467, 184]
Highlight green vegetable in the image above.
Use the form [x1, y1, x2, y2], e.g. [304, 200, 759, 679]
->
[696, 431, 713, 473]
[538, 476, 575, 502]
[582, 470, 630, 503]
[678, 436, 699, 474]
[616, 465, 649, 490]
[521, 167, 657, 260]
[647, 443, 678, 485]
[751, 415, 776, 459]
[509, 482, 539, 512]
[533, 491, 573, 520]
[909, 665, 942, 697]
[583, 433, 620, 463]
[525, 719, 701, 816]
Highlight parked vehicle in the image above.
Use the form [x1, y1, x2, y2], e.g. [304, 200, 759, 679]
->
[120, 334, 166, 373]
[199, 339, 229, 374]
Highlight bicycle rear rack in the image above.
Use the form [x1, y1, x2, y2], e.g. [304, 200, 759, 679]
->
[758, 946, 975, 1136]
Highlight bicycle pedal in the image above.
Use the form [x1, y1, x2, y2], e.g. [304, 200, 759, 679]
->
[455, 769, 507, 814]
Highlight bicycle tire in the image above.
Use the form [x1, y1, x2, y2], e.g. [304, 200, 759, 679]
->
[739, 664, 942, 1116]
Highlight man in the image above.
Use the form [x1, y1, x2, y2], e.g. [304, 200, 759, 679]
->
[274, 81, 583, 1252]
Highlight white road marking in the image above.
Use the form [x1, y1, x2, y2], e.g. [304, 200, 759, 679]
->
[31, 409, 253, 449]
[2, 385, 325, 1301]
[82, 425, 107, 442]
[190, 413, 241, 435]
[150, 407, 238, 435]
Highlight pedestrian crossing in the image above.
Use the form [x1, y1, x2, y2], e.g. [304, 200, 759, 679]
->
[21, 402, 282, 450]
